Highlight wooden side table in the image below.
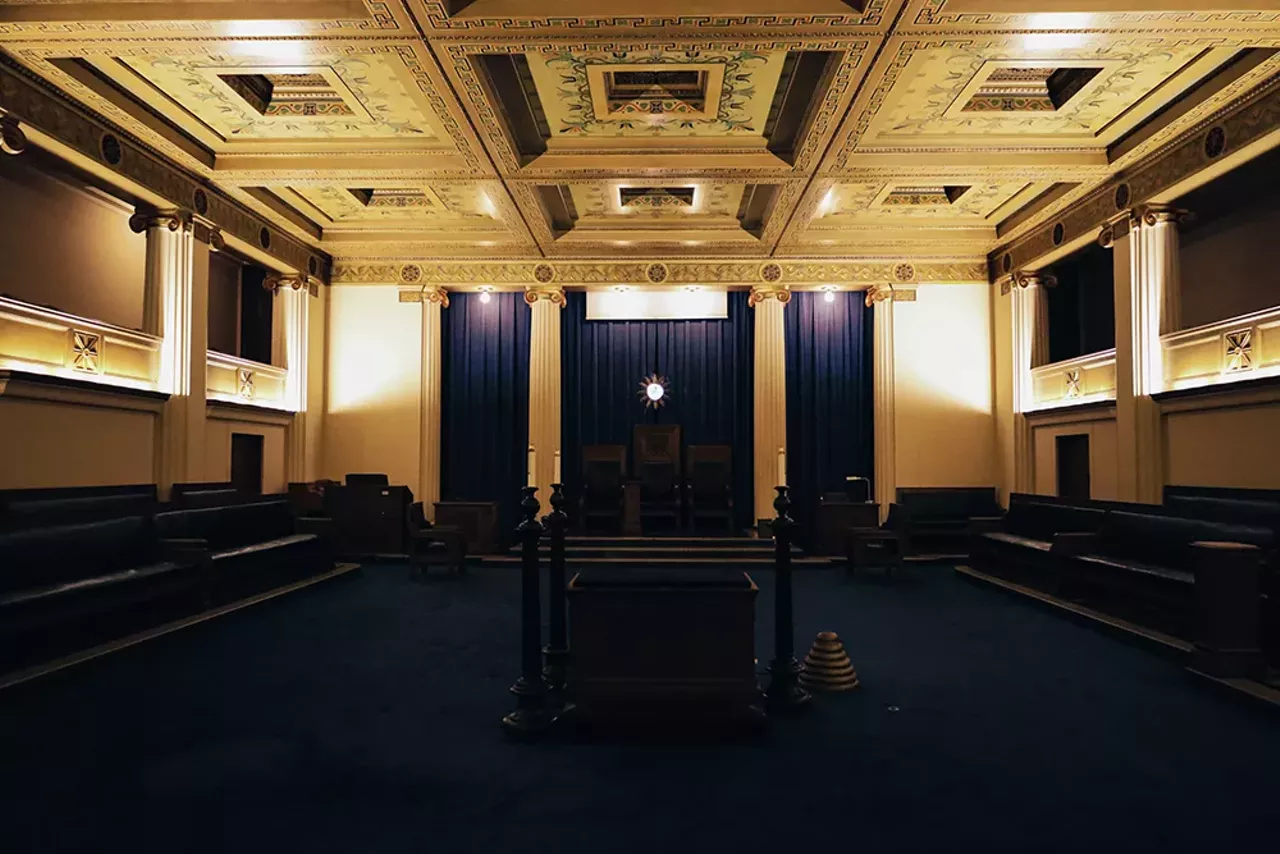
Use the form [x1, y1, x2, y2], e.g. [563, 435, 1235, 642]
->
[847, 527, 900, 577]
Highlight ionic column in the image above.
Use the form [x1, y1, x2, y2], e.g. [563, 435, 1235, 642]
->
[1008, 271, 1052, 492]
[526, 286, 564, 496]
[867, 286, 896, 522]
[266, 272, 315, 485]
[1103, 213, 1163, 503]
[751, 286, 789, 525]
[132, 210, 206, 498]
[419, 287, 448, 519]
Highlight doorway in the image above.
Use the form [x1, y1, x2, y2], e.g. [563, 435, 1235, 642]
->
[1056, 433, 1091, 500]
[230, 432, 264, 495]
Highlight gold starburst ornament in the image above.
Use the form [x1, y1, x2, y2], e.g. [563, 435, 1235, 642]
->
[638, 373, 670, 409]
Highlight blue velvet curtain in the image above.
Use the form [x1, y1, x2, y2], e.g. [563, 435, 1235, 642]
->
[784, 291, 874, 544]
[441, 292, 531, 535]
[561, 291, 755, 528]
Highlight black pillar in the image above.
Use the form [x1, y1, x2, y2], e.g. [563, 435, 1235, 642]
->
[543, 483, 570, 702]
[502, 487, 553, 736]
[766, 485, 810, 710]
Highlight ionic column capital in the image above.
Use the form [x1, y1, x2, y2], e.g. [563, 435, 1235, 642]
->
[1001, 270, 1056, 295]
[129, 209, 192, 234]
[748, 285, 790, 307]
[524, 285, 565, 307]
[264, 272, 319, 297]
[422, 286, 449, 308]
[0, 113, 27, 156]
[864, 284, 917, 306]
[1136, 203, 1191, 228]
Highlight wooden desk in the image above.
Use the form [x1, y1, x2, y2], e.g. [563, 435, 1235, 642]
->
[622, 482, 642, 537]
[814, 500, 880, 556]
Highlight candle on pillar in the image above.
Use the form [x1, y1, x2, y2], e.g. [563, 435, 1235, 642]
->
[553, 449, 561, 485]
[527, 445, 537, 490]
[777, 447, 787, 486]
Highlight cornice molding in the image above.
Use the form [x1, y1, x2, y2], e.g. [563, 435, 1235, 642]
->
[0, 59, 331, 285]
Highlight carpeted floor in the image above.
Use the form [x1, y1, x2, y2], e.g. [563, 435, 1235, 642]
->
[2, 563, 1277, 853]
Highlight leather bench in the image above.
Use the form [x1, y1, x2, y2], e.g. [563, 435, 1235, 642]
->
[0, 515, 207, 670]
[969, 495, 1105, 588]
[153, 499, 333, 602]
[1060, 511, 1273, 638]
[890, 487, 1003, 557]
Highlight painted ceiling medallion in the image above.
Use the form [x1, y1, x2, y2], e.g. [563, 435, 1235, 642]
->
[638, 373, 670, 409]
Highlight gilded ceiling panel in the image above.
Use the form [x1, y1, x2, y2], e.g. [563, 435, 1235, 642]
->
[568, 183, 744, 220]
[285, 184, 499, 224]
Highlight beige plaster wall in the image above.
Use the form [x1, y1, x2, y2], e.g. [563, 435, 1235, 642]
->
[1164, 399, 1280, 488]
[204, 414, 288, 494]
[1030, 415, 1119, 500]
[893, 283, 996, 488]
[0, 398, 156, 488]
[0, 155, 146, 330]
[323, 286, 421, 489]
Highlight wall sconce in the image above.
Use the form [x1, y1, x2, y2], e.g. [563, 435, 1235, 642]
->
[822, 286, 837, 304]
[478, 286, 493, 304]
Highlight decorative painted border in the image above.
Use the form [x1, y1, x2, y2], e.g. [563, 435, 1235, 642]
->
[332, 257, 987, 286]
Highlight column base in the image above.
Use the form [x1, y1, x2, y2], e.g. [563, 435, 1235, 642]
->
[765, 657, 811, 711]
[501, 675, 555, 738]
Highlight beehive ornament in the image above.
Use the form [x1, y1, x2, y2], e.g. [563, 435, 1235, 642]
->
[800, 631, 860, 692]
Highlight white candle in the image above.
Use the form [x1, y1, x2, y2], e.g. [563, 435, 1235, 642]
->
[527, 446, 537, 490]
[777, 447, 786, 486]
[553, 449, 561, 485]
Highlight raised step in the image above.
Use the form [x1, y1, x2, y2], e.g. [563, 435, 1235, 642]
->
[477, 555, 834, 569]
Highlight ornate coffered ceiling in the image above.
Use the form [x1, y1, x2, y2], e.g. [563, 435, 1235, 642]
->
[0, 0, 1278, 280]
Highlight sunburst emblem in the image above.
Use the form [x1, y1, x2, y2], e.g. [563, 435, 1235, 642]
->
[638, 373, 670, 409]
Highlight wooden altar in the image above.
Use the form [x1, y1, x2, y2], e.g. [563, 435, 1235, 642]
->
[565, 569, 764, 730]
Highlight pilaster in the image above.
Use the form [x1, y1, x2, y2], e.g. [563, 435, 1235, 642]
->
[526, 286, 564, 495]
[265, 272, 319, 484]
[132, 209, 206, 497]
[419, 287, 448, 518]
[1006, 270, 1053, 493]
[751, 285, 789, 525]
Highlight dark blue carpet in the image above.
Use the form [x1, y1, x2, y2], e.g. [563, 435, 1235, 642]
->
[2, 564, 1277, 853]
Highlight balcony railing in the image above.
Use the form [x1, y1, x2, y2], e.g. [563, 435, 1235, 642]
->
[1161, 305, 1280, 392]
[206, 350, 291, 410]
[0, 296, 161, 391]
[1028, 349, 1117, 411]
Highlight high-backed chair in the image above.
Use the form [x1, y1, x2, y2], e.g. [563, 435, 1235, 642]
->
[580, 446, 626, 532]
[686, 445, 733, 532]
[634, 425, 682, 532]
[406, 501, 466, 576]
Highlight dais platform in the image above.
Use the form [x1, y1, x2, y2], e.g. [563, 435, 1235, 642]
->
[478, 535, 832, 570]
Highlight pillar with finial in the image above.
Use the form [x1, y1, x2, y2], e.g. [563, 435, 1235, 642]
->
[543, 482, 570, 703]
[502, 486, 553, 736]
[766, 485, 810, 710]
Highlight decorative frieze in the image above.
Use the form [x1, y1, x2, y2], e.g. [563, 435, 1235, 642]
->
[335, 258, 987, 287]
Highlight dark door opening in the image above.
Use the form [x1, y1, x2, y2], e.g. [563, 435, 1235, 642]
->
[230, 432, 264, 495]
[1056, 433, 1091, 500]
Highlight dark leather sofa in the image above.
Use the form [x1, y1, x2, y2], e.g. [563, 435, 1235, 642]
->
[1059, 510, 1273, 637]
[969, 495, 1105, 588]
[153, 499, 333, 603]
[0, 514, 206, 670]
[0, 484, 157, 531]
[891, 487, 1003, 556]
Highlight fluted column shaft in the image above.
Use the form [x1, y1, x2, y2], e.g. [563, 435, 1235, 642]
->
[281, 284, 310, 484]
[870, 288, 896, 522]
[526, 288, 563, 495]
[135, 211, 206, 498]
[1009, 274, 1047, 493]
[1109, 207, 1182, 504]
[419, 288, 446, 519]
[751, 288, 788, 524]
